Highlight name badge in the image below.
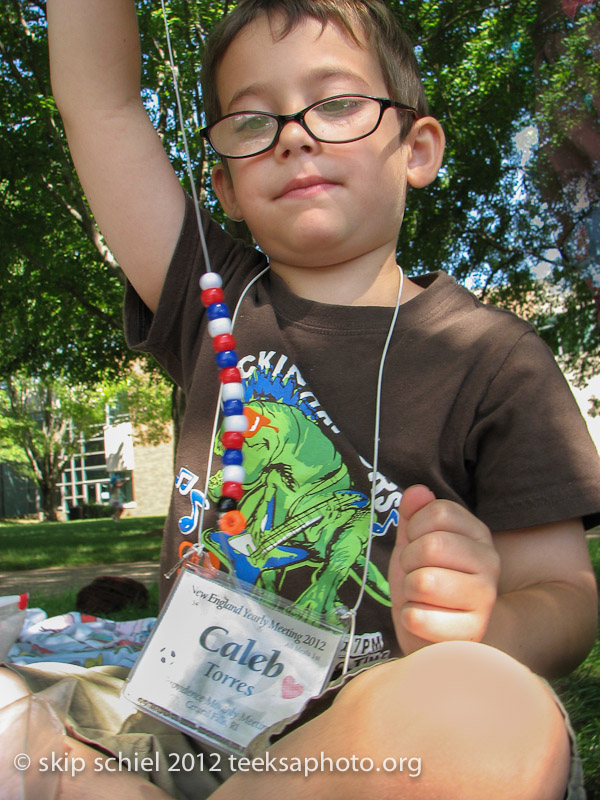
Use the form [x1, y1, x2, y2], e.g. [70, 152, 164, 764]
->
[123, 564, 347, 754]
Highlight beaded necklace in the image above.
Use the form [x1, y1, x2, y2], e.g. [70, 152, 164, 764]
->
[200, 271, 249, 528]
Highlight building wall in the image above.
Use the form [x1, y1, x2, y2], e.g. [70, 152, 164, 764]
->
[128, 435, 174, 518]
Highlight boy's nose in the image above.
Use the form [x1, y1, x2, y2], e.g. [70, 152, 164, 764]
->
[274, 120, 318, 157]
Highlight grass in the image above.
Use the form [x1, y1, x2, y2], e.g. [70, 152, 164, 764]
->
[0, 515, 165, 571]
[2, 518, 600, 795]
[552, 536, 600, 799]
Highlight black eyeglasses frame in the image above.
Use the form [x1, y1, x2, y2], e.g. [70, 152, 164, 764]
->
[199, 94, 418, 159]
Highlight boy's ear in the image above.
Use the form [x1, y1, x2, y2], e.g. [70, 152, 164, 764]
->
[212, 162, 244, 221]
[406, 117, 445, 189]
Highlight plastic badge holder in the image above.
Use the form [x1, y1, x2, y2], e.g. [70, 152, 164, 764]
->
[123, 563, 347, 755]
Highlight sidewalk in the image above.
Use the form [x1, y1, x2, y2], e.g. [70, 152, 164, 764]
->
[2, 528, 598, 598]
[0, 561, 160, 597]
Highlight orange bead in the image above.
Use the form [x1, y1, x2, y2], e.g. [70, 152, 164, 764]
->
[218, 510, 247, 535]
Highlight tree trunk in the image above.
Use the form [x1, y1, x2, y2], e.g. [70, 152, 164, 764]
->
[40, 480, 59, 522]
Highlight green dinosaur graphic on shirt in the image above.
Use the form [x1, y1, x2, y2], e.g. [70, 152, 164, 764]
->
[202, 400, 391, 618]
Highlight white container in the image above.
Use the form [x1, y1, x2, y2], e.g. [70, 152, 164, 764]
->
[0, 594, 28, 662]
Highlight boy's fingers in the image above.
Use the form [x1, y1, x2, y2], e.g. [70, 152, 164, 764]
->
[403, 566, 497, 612]
[398, 484, 437, 523]
[400, 532, 495, 576]
[400, 489, 492, 545]
[400, 604, 488, 643]
[393, 487, 499, 647]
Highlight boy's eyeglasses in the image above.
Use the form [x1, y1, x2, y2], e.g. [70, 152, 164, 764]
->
[200, 94, 418, 159]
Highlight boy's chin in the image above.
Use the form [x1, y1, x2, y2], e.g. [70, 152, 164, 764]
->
[264, 248, 353, 273]
[257, 229, 364, 269]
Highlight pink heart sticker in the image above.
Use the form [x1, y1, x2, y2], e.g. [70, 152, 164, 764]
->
[281, 675, 304, 699]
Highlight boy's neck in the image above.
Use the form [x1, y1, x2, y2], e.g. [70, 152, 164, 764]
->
[268, 250, 423, 307]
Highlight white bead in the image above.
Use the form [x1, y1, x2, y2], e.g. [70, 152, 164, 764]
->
[200, 272, 222, 290]
[224, 414, 248, 433]
[222, 382, 245, 402]
[223, 464, 246, 484]
[208, 317, 232, 337]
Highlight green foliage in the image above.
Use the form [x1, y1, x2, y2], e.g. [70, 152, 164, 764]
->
[392, 0, 599, 343]
[1, 0, 598, 389]
[78, 503, 116, 519]
[0, 0, 131, 384]
[137, 0, 230, 217]
[101, 362, 174, 447]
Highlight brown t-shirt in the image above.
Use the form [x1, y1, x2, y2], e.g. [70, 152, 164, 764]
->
[125, 198, 600, 669]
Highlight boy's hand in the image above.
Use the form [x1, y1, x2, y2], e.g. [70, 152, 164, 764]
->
[389, 485, 501, 654]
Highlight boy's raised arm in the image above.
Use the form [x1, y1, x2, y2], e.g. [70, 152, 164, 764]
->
[47, 0, 186, 312]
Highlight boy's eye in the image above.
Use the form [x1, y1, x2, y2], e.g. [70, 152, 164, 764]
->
[233, 114, 274, 136]
[315, 97, 364, 117]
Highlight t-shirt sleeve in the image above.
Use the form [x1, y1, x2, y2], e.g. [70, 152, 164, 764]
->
[123, 195, 265, 389]
[465, 329, 600, 531]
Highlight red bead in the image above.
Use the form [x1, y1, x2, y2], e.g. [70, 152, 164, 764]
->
[201, 287, 225, 307]
[222, 481, 244, 501]
[212, 333, 237, 352]
[220, 367, 242, 383]
[222, 431, 245, 449]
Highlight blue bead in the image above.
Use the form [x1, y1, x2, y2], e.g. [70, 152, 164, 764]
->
[223, 399, 244, 417]
[206, 302, 231, 320]
[223, 448, 243, 466]
[215, 350, 238, 368]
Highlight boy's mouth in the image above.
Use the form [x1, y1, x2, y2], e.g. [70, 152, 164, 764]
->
[275, 175, 340, 200]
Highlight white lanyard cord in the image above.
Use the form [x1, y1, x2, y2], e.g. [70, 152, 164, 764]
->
[159, 0, 212, 275]
[340, 264, 403, 674]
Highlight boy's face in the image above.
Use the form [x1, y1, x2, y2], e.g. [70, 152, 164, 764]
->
[212, 13, 414, 273]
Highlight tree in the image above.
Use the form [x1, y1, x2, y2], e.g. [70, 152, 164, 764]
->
[0, 363, 173, 520]
[0, 1, 234, 441]
[0, 0, 131, 384]
[1, 0, 598, 403]
[392, 0, 600, 379]
[528, 0, 600, 382]
[100, 361, 174, 449]
[1, 374, 107, 520]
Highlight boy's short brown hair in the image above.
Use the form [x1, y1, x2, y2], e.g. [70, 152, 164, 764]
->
[201, 0, 428, 139]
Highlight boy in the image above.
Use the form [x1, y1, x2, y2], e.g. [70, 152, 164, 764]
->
[2, 1, 599, 798]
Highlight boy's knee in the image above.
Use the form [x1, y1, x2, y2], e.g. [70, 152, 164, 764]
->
[333, 643, 570, 800]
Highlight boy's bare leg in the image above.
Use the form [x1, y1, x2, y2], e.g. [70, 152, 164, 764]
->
[2, 645, 571, 800]
[211, 641, 571, 800]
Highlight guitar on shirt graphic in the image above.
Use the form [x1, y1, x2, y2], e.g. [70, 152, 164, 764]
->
[206, 490, 368, 585]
